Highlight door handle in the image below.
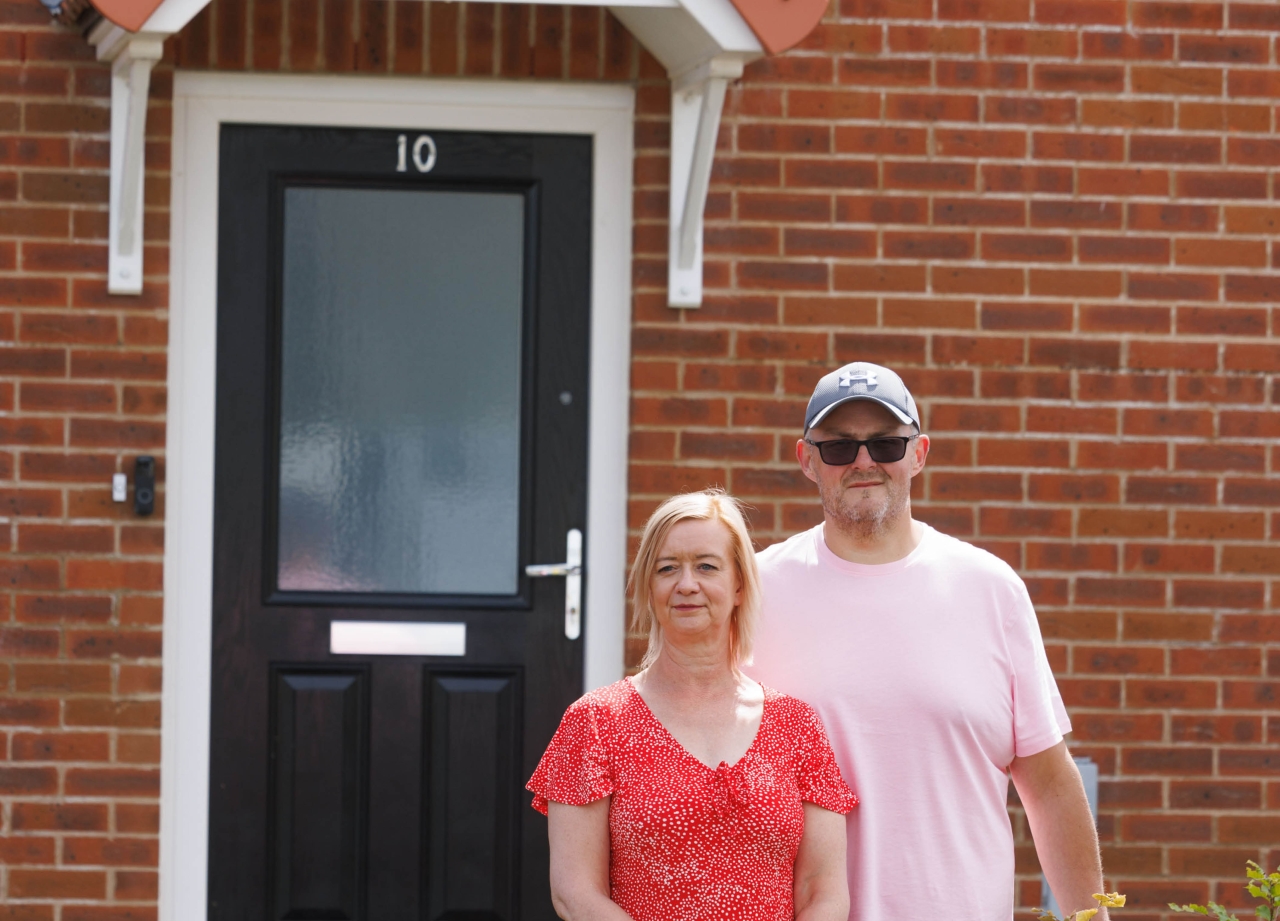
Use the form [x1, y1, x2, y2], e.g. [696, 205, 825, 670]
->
[525, 528, 582, 641]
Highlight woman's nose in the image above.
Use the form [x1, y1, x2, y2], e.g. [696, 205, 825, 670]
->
[675, 565, 699, 591]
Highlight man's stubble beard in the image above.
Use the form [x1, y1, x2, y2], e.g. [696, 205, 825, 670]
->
[818, 470, 911, 540]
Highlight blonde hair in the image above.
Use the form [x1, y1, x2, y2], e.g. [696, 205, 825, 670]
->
[627, 489, 761, 672]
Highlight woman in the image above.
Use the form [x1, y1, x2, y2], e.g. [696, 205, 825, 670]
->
[527, 489, 856, 921]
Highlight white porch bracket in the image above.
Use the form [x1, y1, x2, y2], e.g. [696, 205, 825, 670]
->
[84, 0, 767, 302]
[667, 56, 741, 308]
[89, 22, 164, 294]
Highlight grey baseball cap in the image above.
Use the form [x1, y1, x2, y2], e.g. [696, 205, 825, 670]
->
[804, 361, 920, 432]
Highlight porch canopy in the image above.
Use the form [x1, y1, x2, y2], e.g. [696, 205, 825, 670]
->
[69, 0, 826, 305]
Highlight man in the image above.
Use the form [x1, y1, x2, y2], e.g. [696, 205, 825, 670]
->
[747, 361, 1106, 921]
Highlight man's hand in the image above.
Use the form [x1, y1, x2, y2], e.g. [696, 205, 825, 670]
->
[1010, 741, 1108, 921]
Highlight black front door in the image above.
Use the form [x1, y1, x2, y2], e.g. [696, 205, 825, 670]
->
[208, 124, 592, 921]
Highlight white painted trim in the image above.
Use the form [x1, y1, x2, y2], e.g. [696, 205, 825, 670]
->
[164, 72, 633, 921]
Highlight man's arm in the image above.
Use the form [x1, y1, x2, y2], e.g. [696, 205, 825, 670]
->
[1009, 740, 1107, 921]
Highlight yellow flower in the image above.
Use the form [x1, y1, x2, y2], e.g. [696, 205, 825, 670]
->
[1071, 910, 1099, 921]
[1093, 893, 1127, 908]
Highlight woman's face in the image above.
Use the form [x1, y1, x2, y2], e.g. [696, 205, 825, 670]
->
[650, 518, 742, 645]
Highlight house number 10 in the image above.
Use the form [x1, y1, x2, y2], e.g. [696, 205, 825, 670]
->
[396, 134, 437, 173]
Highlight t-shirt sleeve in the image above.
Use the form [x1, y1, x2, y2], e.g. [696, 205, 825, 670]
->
[1004, 576, 1072, 758]
[794, 703, 859, 815]
[526, 697, 615, 815]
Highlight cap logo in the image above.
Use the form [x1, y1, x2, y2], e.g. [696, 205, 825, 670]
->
[839, 369, 878, 390]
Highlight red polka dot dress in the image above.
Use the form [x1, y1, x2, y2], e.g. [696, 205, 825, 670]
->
[527, 677, 858, 921]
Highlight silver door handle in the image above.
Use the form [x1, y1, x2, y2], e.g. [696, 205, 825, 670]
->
[525, 528, 583, 641]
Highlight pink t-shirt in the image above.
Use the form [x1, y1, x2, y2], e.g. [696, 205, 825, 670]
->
[747, 523, 1070, 921]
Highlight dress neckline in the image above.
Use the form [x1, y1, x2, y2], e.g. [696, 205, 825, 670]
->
[623, 675, 769, 773]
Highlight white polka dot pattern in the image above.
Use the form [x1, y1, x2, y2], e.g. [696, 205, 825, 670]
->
[528, 677, 857, 921]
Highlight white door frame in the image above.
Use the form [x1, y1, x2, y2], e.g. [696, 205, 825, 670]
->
[163, 71, 633, 921]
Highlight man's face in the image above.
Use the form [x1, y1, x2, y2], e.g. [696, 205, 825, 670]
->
[796, 400, 929, 538]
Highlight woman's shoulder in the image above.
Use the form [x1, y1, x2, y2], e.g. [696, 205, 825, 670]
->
[759, 685, 825, 728]
[564, 678, 636, 720]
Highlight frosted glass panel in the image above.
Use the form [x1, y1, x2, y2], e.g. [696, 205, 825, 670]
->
[277, 187, 524, 595]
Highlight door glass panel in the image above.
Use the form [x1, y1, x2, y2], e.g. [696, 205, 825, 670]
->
[276, 186, 524, 595]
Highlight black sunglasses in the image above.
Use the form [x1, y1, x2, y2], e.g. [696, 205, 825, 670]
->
[805, 435, 918, 466]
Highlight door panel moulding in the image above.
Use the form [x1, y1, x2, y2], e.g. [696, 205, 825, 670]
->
[166, 72, 634, 921]
[80, 0, 838, 306]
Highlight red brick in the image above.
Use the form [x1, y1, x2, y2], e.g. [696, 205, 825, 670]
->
[1058, 677, 1120, 708]
[632, 327, 727, 357]
[782, 228, 873, 258]
[736, 261, 828, 291]
[1078, 236, 1169, 266]
[782, 297, 876, 327]
[1026, 406, 1117, 435]
[1080, 373, 1172, 404]
[10, 802, 108, 831]
[1222, 681, 1279, 709]
[1177, 171, 1268, 200]
[1078, 508, 1169, 537]
[1132, 65, 1223, 96]
[1072, 713, 1163, 742]
[1078, 166, 1169, 196]
[789, 89, 877, 120]
[1122, 749, 1214, 776]
[8, 870, 105, 899]
[1129, 341, 1218, 371]
[978, 506, 1071, 537]
[932, 266, 1024, 295]
[1029, 268, 1121, 298]
[1175, 510, 1266, 540]
[985, 96, 1076, 125]
[1024, 541, 1117, 570]
[977, 438, 1070, 468]
[1172, 373, 1264, 406]
[65, 560, 163, 592]
[1177, 306, 1267, 336]
[11, 731, 110, 761]
[1033, 63, 1124, 92]
[740, 124, 830, 154]
[1174, 580, 1264, 609]
[1220, 748, 1280, 774]
[1224, 343, 1280, 371]
[839, 58, 931, 87]
[1123, 611, 1214, 641]
[13, 663, 110, 693]
[20, 382, 116, 413]
[833, 264, 927, 293]
[837, 195, 928, 225]
[884, 162, 975, 191]
[935, 63, 1024, 91]
[1128, 679, 1217, 709]
[1081, 98, 1173, 129]
[1033, 132, 1123, 162]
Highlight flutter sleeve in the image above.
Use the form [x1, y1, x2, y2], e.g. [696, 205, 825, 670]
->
[794, 702, 858, 815]
[526, 696, 615, 815]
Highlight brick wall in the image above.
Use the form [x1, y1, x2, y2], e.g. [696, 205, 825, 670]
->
[1, 0, 168, 914]
[0, 0, 1276, 918]
[627, 0, 1279, 913]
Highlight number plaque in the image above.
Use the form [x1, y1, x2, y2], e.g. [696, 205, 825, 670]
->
[396, 134, 437, 174]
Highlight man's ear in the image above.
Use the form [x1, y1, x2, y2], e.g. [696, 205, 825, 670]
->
[796, 438, 820, 484]
[911, 433, 930, 477]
